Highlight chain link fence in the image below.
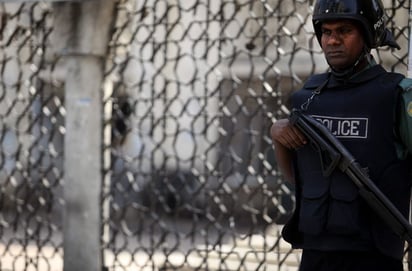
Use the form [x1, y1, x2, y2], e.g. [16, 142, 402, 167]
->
[0, 0, 410, 270]
[0, 2, 64, 270]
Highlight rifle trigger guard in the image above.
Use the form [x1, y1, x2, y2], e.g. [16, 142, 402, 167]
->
[319, 149, 341, 177]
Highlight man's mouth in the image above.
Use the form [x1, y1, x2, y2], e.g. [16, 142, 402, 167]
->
[326, 51, 344, 57]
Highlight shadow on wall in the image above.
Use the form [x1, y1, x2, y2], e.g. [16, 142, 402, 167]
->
[141, 171, 205, 214]
[109, 166, 294, 229]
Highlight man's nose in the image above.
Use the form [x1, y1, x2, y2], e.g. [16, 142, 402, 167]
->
[325, 32, 342, 44]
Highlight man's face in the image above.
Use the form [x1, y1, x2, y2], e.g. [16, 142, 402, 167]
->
[320, 20, 365, 71]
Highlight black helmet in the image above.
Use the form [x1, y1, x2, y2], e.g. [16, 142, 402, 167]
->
[312, 0, 400, 49]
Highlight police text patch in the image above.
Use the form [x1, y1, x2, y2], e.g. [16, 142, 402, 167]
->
[312, 115, 368, 139]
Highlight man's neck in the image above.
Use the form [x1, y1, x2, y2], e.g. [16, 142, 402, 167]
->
[331, 53, 375, 82]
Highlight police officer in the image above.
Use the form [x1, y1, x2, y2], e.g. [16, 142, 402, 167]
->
[270, 0, 412, 270]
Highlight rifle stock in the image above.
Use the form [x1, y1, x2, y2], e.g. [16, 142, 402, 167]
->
[289, 109, 412, 244]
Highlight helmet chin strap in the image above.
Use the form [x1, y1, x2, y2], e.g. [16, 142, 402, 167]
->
[330, 47, 372, 80]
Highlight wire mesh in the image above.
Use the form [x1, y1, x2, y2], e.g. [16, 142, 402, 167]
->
[102, 0, 410, 270]
[0, 0, 409, 271]
[0, 2, 64, 271]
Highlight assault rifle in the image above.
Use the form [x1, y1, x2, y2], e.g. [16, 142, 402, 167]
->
[289, 109, 412, 244]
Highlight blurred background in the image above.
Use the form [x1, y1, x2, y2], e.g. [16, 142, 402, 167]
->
[0, 0, 409, 270]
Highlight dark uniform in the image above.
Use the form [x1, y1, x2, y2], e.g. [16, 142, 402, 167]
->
[282, 64, 412, 270]
[278, 0, 412, 269]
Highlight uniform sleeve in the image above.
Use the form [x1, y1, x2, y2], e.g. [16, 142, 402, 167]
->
[398, 80, 412, 156]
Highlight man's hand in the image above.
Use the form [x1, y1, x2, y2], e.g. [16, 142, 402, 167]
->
[270, 118, 307, 150]
[269, 118, 307, 183]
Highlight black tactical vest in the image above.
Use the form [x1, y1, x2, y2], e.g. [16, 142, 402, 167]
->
[284, 65, 411, 260]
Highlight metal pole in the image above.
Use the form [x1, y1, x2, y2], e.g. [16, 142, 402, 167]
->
[51, 1, 115, 270]
[407, 1, 412, 270]
[407, 0, 412, 78]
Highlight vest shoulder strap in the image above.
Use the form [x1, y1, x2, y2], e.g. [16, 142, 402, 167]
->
[303, 73, 330, 89]
[398, 77, 412, 92]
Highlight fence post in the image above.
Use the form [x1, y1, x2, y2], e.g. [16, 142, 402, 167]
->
[51, 1, 115, 270]
[408, 1, 412, 270]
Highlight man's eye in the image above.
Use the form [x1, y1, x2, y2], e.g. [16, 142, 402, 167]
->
[321, 29, 331, 35]
[339, 27, 352, 34]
